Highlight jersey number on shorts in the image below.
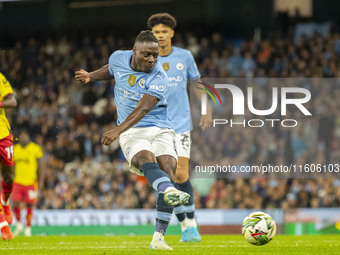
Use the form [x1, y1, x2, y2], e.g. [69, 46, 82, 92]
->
[5, 146, 13, 159]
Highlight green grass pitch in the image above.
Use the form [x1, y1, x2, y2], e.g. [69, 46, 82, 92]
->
[0, 235, 339, 255]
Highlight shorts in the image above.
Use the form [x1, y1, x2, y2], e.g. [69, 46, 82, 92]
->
[0, 134, 14, 167]
[175, 132, 191, 159]
[119, 127, 177, 176]
[12, 182, 38, 204]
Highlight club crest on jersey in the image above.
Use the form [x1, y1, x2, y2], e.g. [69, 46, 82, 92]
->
[176, 63, 184, 70]
[163, 63, 170, 71]
[128, 75, 136, 86]
[138, 79, 145, 88]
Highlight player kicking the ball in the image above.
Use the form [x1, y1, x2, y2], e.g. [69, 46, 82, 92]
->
[75, 30, 190, 250]
[148, 13, 212, 242]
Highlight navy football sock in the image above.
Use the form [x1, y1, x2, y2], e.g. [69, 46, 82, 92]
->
[186, 211, 194, 219]
[155, 219, 169, 236]
[174, 205, 186, 222]
[173, 182, 186, 221]
[141, 163, 173, 192]
[176, 179, 195, 219]
[155, 193, 173, 235]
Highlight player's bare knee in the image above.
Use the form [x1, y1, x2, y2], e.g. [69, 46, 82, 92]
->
[174, 172, 189, 183]
[1, 172, 14, 184]
[156, 155, 177, 180]
[168, 171, 174, 181]
[1, 165, 14, 180]
[132, 151, 157, 169]
[162, 167, 175, 180]
[168, 165, 177, 180]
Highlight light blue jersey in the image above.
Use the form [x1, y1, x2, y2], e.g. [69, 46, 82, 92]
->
[108, 50, 172, 129]
[158, 46, 200, 133]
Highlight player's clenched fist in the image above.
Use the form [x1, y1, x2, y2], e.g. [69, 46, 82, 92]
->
[101, 128, 120, 146]
[75, 69, 91, 85]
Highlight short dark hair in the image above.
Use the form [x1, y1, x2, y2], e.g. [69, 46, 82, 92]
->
[135, 30, 159, 45]
[147, 13, 177, 29]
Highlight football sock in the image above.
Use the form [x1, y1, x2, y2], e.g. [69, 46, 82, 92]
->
[0, 195, 9, 206]
[152, 230, 164, 241]
[179, 218, 188, 232]
[186, 211, 195, 220]
[176, 179, 195, 219]
[0, 220, 8, 228]
[27, 207, 33, 227]
[172, 180, 187, 231]
[186, 218, 197, 228]
[1, 180, 13, 203]
[155, 219, 169, 237]
[174, 204, 186, 225]
[14, 207, 21, 222]
[0, 205, 5, 223]
[141, 163, 173, 192]
[155, 193, 173, 236]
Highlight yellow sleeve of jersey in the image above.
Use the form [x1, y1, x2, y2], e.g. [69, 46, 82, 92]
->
[35, 144, 43, 158]
[0, 73, 13, 98]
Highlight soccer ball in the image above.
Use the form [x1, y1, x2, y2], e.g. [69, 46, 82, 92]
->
[242, 211, 276, 245]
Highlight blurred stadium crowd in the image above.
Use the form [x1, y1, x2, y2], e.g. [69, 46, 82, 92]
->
[0, 29, 339, 210]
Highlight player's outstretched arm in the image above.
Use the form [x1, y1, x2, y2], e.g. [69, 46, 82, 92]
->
[101, 94, 159, 145]
[0, 94, 17, 108]
[192, 79, 212, 131]
[75, 64, 112, 85]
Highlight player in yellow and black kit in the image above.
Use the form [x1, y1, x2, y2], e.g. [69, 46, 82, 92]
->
[0, 72, 17, 240]
[12, 130, 43, 236]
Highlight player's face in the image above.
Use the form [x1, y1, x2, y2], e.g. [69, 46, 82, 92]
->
[133, 42, 159, 73]
[19, 132, 30, 146]
[151, 24, 174, 49]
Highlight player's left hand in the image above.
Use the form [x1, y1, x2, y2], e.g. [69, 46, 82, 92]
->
[199, 114, 212, 131]
[75, 69, 91, 85]
[101, 128, 120, 146]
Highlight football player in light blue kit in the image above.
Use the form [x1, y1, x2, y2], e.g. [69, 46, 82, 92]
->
[148, 13, 212, 242]
[75, 30, 190, 250]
